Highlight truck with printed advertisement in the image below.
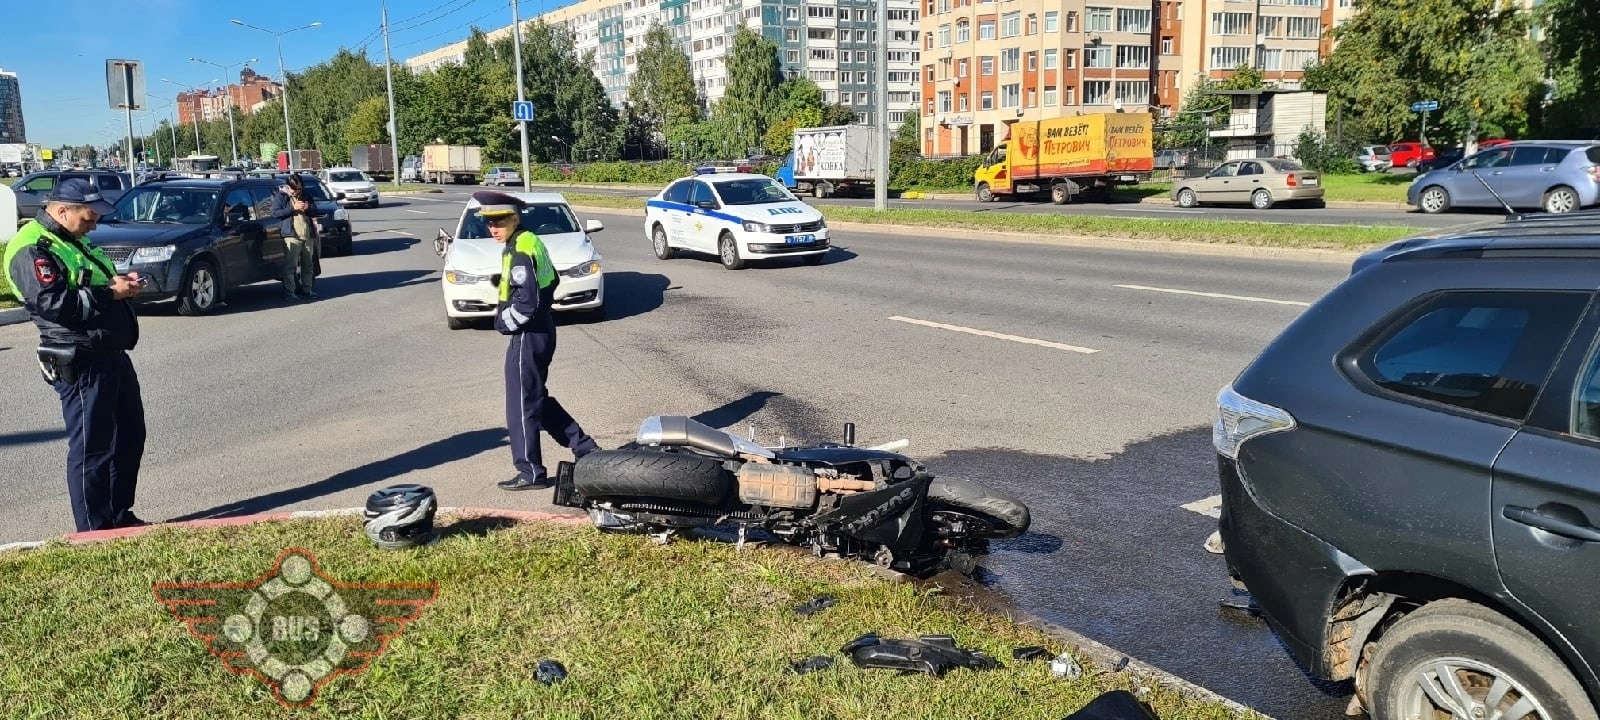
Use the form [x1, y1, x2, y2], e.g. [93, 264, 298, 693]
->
[422, 143, 482, 185]
[972, 112, 1155, 204]
[776, 124, 877, 198]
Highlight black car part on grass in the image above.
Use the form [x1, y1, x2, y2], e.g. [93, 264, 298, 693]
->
[839, 632, 1001, 677]
[1061, 690, 1161, 720]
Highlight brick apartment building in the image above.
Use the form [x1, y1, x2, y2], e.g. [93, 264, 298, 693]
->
[176, 67, 282, 126]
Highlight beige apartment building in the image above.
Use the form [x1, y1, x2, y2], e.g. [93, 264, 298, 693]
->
[920, 0, 1352, 156]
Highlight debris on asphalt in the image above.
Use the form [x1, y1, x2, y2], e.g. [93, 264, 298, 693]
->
[1113, 656, 1130, 672]
[1012, 645, 1051, 661]
[839, 632, 1001, 677]
[1060, 689, 1160, 719]
[1219, 592, 1262, 618]
[534, 659, 568, 685]
[790, 656, 834, 675]
[1050, 653, 1083, 679]
[793, 595, 839, 615]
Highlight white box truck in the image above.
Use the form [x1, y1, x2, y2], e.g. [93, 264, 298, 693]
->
[422, 144, 482, 184]
[776, 125, 877, 198]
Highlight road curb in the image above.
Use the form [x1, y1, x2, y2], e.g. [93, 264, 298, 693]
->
[568, 203, 1364, 264]
[0, 504, 1273, 718]
[0, 306, 27, 327]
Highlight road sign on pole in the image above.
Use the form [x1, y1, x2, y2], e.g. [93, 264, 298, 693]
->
[1410, 100, 1439, 112]
[513, 100, 535, 123]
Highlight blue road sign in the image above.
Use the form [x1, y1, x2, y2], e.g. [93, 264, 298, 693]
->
[1411, 100, 1439, 112]
[513, 101, 535, 122]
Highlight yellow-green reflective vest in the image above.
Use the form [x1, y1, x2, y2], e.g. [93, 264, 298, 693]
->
[498, 228, 557, 302]
[2, 221, 117, 300]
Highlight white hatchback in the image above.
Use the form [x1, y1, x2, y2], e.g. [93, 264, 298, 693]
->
[438, 192, 606, 329]
[644, 172, 830, 269]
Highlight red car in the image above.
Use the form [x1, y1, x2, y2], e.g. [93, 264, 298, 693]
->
[1387, 142, 1436, 168]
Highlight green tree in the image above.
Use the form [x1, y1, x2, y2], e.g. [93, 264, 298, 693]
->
[819, 103, 859, 126]
[286, 48, 389, 164]
[1534, 0, 1600, 135]
[345, 95, 390, 147]
[627, 23, 701, 151]
[716, 27, 784, 154]
[1162, 66, 1263, 149]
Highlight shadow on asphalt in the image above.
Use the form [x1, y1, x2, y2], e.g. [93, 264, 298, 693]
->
[690, 391, 783, 431]
[924, 427, 1354, 719]
[352, 236, 422, 256]
[0, 428, 67, 448]
[166, 427, 508, 521]
[556, 270, 671, 325]
[134, 269, 438, 317]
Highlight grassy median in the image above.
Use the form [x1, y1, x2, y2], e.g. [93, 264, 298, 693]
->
[0, 516, 1258, 720]
[565, 193, 1415, 250]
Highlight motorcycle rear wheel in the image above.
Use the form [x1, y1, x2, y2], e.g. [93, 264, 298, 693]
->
[927, 478, 1031, 538]
[572, 448, 734, 505]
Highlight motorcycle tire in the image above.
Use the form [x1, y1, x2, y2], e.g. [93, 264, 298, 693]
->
[927, 478, 1031, 539]
[572, 448, 735, 506]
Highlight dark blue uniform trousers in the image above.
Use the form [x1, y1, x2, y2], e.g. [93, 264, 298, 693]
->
[53, 351, 145, 532]
[505, 319, 597, 481]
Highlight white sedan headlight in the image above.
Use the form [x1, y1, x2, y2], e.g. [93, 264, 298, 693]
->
[742, 220, 771, 233]
[445, 269, 493, 284]
[131, 245, 175, 263]
[561, 260, 601, 278]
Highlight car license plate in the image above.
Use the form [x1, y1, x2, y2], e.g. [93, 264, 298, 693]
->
[1118, 175, 1137, 182]
[1302, 178, 1319, 186]
[786, 234, 815, 244]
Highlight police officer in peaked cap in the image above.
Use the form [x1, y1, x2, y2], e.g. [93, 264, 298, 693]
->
[474, 190, 600, 490]
[3, 178, 150, 532]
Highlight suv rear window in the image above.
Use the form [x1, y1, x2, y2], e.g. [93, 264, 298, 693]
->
[1359, 291, 1590, 421]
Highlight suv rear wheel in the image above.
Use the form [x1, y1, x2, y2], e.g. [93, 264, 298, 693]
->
[1360, 598, 1596, 720]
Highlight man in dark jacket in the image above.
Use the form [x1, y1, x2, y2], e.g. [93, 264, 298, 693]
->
[270, 174, 318, 300]
[2, 179, 149, 532]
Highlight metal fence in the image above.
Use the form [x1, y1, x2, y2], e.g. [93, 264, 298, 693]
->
[1156, 142, 1304, 179]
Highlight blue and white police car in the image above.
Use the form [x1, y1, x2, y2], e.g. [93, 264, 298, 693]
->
[643, 171, 830, 270]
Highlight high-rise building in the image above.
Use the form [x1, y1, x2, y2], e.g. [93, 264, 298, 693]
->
[0, 67, 26, 144]
[405, 0, 924, 132]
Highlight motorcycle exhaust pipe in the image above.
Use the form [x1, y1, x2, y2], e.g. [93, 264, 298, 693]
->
[638, 415, 775, 459]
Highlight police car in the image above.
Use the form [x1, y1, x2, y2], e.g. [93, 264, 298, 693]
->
[644, 171, 829, 270]
[437, 192, 605, 329]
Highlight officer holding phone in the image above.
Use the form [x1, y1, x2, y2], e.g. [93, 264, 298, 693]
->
[2, 178, 150, 532]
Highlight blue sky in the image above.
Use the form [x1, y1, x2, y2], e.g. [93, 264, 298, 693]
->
[6, 0, 572, 148]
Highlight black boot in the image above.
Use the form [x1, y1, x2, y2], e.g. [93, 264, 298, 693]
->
[498, 473, 551, 491]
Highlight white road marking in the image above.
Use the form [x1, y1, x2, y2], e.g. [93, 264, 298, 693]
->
[390, 230, 416, 237]
[1109, 207, 1205, 215]
[887, 316, 1099, 354]
[1182, 495, 1222, 519]
[1113, 284, 1311, 307]
[403, 209, 430, 215]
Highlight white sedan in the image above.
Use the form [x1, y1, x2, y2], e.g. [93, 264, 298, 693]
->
[644, 172, 830, 270]
[438, 192, 606, 329]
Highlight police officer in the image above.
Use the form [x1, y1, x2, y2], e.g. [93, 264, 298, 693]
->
[476, 190, 599, 490]
[3, 179, 149, 531]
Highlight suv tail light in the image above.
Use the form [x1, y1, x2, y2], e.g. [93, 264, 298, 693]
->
[1214, 384, 1297, 460]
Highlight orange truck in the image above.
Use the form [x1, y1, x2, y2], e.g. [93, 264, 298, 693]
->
[972, 112, 1154, 204]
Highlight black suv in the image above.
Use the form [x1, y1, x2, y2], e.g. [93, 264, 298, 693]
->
[11, 169, 132, 227]
[89, 176, 324, 315]
[1218, 210, 1600, 719]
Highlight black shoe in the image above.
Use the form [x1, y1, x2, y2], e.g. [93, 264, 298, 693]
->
[498, 474, 552, 491]
[300, 291, 320, 299]
[115, 513, 151, 529]
[285, 291, 301, 301]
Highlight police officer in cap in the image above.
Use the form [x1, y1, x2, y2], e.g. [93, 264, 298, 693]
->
[475, 190, 600, 490]
[3, 178, 149, 531]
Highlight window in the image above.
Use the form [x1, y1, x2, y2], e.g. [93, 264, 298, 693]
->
[981, 90, 994, 109]
[1084, 80, 1110, 105]
[958, 59, 969, 77]
[1211, 11, 1251, 35]
[938, 25, 950, 46]
[979, 20, 996, 39]
[956, 19, 970, 42]
[1044, 49, 1058, 69]
[807, 4, 835, 18]
[1259, 16, 1282, 38]
[1026, 14, 1037, 34]
[1028, 51, 1037, 71]
[249, 186, 277, 219]
[1001, 12, 1021, 37]
[464, 203, 582, 238]
[1510, 147, 1565, 166]
[1043, 86, 1057, 106]
[1116, 7, 1151, 33]
[981, 56, 995, 75]
[1116, 80, 1151, 103]
[1210, 46, 1252, 69]
[938, 90, 952, 112]
[1117, 45, 1150, 68]
[1044, 11, 1058, 32]
[1001, 48, 1020, 72]
[1000, 83, 1020, 107]
[786, 29, 800, 41]
[1361, 292, 1590, 421]
[223, 188, 255, 221]
[1086, 7, 1112, 32]
[95, 175, 124, 192]
[959, 93, 969, 111]
[663, 180, 692, 204]
[1257, 48, 1282, 70]
[1464, 148, 1511, 169]
[1065, 49, 1077, 68]
[1085, 47, 1112, 68]
[1285, 16, 1321, 38]
[1161, 37, 1173, 54]
[1066, 10, 1078, 32]
[808, 27, 835, 40]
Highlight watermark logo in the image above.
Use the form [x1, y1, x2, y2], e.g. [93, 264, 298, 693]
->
[153, 548, 438, 707]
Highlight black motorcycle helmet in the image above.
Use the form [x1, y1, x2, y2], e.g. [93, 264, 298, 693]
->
[363, 484, 439, 550]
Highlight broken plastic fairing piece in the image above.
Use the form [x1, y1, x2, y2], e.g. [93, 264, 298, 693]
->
[839, 633, 1000, 677]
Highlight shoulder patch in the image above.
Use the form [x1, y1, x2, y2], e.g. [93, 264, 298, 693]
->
[511, 265, 528, 285]
[33, 258, 59, 286]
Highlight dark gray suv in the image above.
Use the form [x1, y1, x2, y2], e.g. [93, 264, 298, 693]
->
[1218, 211, 1600, 719]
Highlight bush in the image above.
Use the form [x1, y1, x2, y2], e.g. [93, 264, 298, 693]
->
[1293, 128, 1361, 174]
[891, 156, 983, 191]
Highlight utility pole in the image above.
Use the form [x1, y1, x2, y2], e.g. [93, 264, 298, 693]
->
[873, 0, 889, 211]
[511, 0, 532, 192]
[382, 0, 402, 186]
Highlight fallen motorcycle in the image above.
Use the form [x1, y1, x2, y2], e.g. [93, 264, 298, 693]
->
[551, 415, 1031, 577]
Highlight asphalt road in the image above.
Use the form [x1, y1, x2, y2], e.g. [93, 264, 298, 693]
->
[478, 180, 1481, 230]
[0, 189, 1356, 719]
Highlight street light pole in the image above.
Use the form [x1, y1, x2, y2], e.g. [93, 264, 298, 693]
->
[550, 136, 569, 165]
[512, 0, 532, 192]
[232, 19, 321, 169]
[190, 56, 257, 166]
[382, 0, 403, 186]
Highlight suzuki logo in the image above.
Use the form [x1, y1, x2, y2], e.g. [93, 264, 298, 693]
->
[845, 486, 916, 534]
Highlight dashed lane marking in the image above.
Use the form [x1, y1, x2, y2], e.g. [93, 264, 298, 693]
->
[887, 316, 1099, 354]
[1114, 284, 1312, 307]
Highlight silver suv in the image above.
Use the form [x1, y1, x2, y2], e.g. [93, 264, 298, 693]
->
[1408, 140, 1600, 215]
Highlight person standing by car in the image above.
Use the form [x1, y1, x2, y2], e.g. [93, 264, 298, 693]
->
[475, 190, 600, 490]
[271, 174, 318, 300]
[2, 179, 150, 532]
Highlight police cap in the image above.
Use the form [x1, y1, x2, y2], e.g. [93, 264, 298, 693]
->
[472, 190, 525, 218]
[49, 178, 118, 215]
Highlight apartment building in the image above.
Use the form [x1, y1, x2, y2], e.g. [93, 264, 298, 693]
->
[405, 0, 923, 131]
[176, 67, 282, 126]
[0, 67, 25, 144]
